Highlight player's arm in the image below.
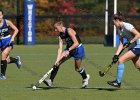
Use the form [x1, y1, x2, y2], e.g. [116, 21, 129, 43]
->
[130, 28, 140, 43]
[115, 39, 123, 55]
[6, 19, 19, 43]
[55, 36, 63, 65]
[67, 28, 79, 51]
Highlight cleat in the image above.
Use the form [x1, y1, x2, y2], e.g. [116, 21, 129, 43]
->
[43, 79, 52, 87]
[15, 56, 22, 69]
[82, 74, 90, 88]
[0, 74, 6, 79]
[107, 80, 121, 88]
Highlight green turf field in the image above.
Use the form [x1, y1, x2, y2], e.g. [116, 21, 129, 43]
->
[0, 44, 140, 100]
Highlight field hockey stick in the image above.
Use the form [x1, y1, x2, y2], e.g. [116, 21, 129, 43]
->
[32, 55, 66, 90]
[99, 47, 125, 77]
[32, 68, 54, 90]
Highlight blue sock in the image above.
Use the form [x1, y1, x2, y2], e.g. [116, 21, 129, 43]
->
[116, 64, 124, 83]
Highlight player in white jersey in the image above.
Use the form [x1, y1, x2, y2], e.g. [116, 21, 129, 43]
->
[107, 12, 140, 88]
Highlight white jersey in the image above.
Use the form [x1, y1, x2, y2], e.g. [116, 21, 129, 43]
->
[118, 22, 140, 48]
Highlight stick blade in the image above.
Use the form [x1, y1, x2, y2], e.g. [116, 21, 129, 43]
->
[99, 71, 105, 77]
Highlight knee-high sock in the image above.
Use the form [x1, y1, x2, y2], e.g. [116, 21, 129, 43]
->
[78, 67, 87, 79]
[1, 60, 7, 75]
[116, 64, 124, 83]
[9, 57, 17, 63]
[50, 65, 59, 82]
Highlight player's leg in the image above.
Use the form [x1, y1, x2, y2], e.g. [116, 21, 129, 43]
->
[75, 59, 90, 88]
[107, 50, 136, 87]
[131, 48, 140, 70]
[132, 57, 140, 70]
[3, 41, 22, 69]
[73, 45, 90, 88]
[4, 40, 22, 68]
[7, 56, 22, 69]
[43, 51, 71, 87]
[0, 47, 11, 79]
[49, 55, 71, 82]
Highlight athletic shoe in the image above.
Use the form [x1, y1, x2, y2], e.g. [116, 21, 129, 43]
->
[82, 74, 90, 88]
[43, 79, 52, 87]
[107, 80, 121, 88]
[15, 56, 22, 69]
[0, 74, 6, 79]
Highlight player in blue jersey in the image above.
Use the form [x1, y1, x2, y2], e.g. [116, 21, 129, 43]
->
[0, 9, 22, 79]
[107, 12, 140, 88]
[43, 21, 90, 88]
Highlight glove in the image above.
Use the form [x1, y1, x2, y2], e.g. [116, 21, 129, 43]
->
[123, 41, 131, 48]
[112, 55, 119, 63]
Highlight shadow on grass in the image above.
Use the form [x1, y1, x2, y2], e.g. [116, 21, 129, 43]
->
[27, 85, 140, 91]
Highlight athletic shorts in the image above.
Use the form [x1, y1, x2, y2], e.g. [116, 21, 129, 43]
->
[69, 44, 85, 60]
[130, 48, 140, 56]
[0, 35, 13, 50]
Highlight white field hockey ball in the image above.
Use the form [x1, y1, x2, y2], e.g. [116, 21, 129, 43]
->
[32, 85, 37, 90]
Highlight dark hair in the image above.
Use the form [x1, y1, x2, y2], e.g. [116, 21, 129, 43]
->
[113, 12, 124, 21]
[54, 21, 64, 27]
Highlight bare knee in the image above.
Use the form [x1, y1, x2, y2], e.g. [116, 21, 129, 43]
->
[1, 53, 7, 60]
[118, 58, 125, 64]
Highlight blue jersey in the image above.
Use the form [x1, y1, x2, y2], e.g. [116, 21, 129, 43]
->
[0, 19, 10, 38]
[59, 28, 81, 49]
[0, 19, 12, 49]
[59, 28, 85, 60]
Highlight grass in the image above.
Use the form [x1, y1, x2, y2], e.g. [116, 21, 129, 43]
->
[0, 44, 140, 100]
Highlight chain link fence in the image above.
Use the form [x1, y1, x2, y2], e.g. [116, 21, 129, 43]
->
[1, 0, 140, 44]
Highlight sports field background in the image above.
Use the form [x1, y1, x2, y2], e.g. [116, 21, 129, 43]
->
[0, 44, 140, 100]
